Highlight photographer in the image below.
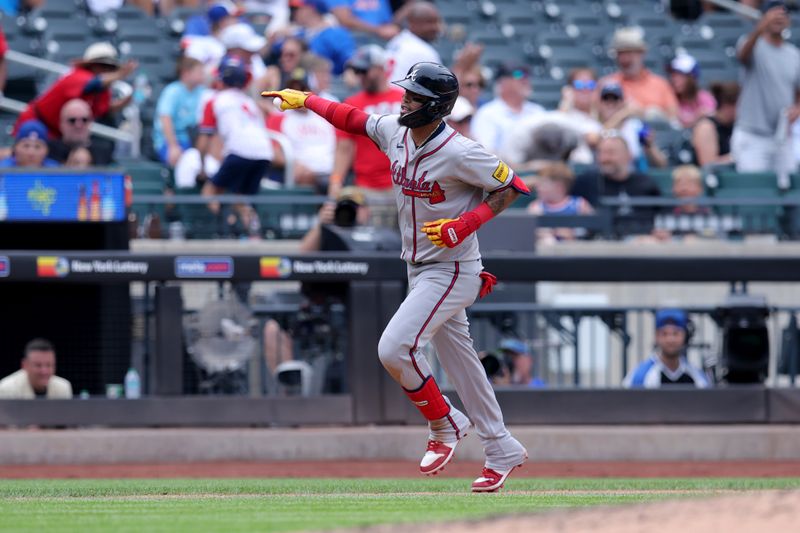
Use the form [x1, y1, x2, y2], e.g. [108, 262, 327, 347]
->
[479, 339, 546, 388]
[264, 187, 369, 394]
[300, 186, 369, 252]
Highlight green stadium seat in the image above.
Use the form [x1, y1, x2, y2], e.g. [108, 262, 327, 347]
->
[708, 171, 782, 234]
[173, 186, 219, 239]
[255, 187, 322, 239]
[648, 168, 675, 196]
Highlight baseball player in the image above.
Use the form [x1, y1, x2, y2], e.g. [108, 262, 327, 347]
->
[264, 62, 530, 492]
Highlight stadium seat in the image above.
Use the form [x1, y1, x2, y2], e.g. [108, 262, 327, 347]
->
[707, 171, 783, 233]
[647, 168, 675, 196]
[35, 5, 77, 21]
[255, 187, 321, 239]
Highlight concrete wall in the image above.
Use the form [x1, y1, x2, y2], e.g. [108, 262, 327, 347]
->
[3, 425, 800, 465]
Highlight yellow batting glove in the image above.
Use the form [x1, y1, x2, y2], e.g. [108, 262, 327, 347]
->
[421, 218, 459, 248]
[260, 89, 310, 111]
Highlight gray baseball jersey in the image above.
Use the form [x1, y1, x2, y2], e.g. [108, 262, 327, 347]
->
[370, 115, 527, 471]
[366, 114, 518, 263]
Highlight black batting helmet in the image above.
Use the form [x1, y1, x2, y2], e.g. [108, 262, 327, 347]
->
[392, 62, 459, 128]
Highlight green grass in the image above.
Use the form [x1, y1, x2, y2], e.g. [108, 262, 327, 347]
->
[0, 478, 798, 533]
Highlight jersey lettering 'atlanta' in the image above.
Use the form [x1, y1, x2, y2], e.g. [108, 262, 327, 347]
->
[366, 113, 517, 263]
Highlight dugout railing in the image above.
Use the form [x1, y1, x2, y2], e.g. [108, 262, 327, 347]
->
[130, 194, 800, 242]
[2, 252, 800, 427]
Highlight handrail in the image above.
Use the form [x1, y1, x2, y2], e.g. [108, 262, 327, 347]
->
[0, 96, 137, 144]
[599, 197, 800, 207]
[2, 50, 140, 151]
[132, 193, 326, 204]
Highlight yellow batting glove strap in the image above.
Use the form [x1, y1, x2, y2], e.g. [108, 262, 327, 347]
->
[421, 218, 457, 247]
[260, 89, 309, 111]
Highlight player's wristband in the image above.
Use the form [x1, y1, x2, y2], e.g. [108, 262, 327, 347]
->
[461, 202, 495, 233]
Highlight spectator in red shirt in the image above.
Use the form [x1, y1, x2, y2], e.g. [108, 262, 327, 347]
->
[14, 42, 137, 138]
[328, 44, 402, 199]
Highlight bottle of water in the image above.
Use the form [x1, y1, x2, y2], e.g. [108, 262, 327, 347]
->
[124, 368, 141, 399]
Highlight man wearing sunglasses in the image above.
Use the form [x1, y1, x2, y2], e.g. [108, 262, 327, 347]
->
[264, 61, 530, 492]
[471, 63, 544, 153]
[502, 68, 602, 170]
[327, 45, 403, 199]
[47, 99, 113, 166]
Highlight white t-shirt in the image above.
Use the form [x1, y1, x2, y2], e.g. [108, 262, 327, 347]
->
[385, 29, 442, 83]
[471, 98, 545, 154]
[200, 88, 274, 161]
[270, 110, 336, 174]
[501, 110, 602, 165]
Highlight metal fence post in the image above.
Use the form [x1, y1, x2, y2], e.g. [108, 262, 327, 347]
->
[153, 285, 184, 395]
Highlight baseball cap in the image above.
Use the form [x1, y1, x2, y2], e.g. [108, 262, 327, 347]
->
[289, 0, 328, 13]
[286, 67, 311, 91]
[337, 186, 366, 206]
[655, 308, 688, 330]
[346, 44, 387, 71]
[448, 96, 474, 122]
[207, 1, 240, 24]
[600, 82, 624, 99]
[496, 63, 530, 80]
[669, 54, 699, 77]
[610, 26, 647, 52]
[75, 41, 120, 69]
[15, 119, 49, 143]
[217, 54, 251, 87]
[499, 338, 528, 354]
[221, 23, 267, 52]
[762, 0, 787, 12]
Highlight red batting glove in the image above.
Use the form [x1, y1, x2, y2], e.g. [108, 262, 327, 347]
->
[421, 210, 484, 248]
[478, 271, 497, 298]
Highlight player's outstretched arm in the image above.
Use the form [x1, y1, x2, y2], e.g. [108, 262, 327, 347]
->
[261, 90, 369, 136]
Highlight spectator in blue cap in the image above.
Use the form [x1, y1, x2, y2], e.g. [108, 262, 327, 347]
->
[499, 338, 546, 388]
[183, 1, 241, 40]
[0, 120, 59, 168]
[623, 308, 710, 388]
[290, 0, 354, 76]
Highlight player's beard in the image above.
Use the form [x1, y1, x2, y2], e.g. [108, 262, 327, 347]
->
[364, 77, 381, 94]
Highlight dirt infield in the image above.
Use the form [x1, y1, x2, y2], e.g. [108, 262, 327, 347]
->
[5, 460, 800, 479]
[390, 491, 800, 533]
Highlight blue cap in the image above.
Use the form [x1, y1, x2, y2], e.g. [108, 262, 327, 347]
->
[762, 0, 786, 13]
[655, 308, 688, 330]
[600, 82, 624, 99]
[15, 119, 48, 143]
[218, 54, 250, 87]
[208, 2, 237, 24]
[289, 0, 328, 13]
[499, 338, 528, 354]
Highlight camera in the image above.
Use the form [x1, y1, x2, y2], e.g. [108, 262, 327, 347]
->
[480, 350, 508, 379]
[334, 199, 359, 227]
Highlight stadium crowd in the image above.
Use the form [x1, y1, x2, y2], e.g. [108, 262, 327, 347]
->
[0, 0, 798, 241]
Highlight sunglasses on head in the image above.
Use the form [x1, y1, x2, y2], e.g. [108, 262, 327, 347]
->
[509, 69, 527, 80]
[67, 116, 91, 125]
[572, 79, 596, 91]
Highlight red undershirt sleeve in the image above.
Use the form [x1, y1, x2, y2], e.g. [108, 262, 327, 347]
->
[305, 94, 369, 135]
